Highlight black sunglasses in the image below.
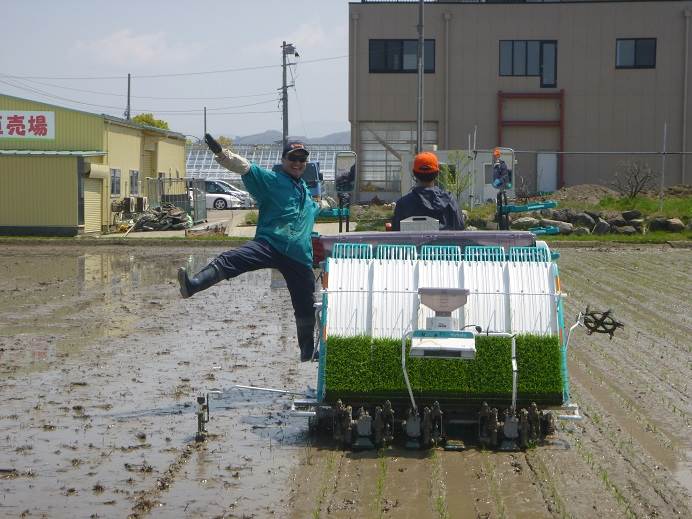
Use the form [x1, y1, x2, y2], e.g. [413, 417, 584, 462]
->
[287, 156, 307, 163]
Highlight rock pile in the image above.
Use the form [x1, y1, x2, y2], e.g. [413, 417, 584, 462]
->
[526, 208, 686, 235]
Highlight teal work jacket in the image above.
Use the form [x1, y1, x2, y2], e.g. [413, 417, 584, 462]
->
[242, 164, 319, 268]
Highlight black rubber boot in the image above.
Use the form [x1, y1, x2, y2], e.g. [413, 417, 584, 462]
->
[177, 263, 224, 299]
[296, 319, 316, 362]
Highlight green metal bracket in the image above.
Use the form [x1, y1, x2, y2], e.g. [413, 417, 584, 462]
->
[500, 200, 558, 215]
[332, 243, 373, 259]
[319, 207, 350, 218]
[529, 226, 560, 236]
[420, 245, 462, 261]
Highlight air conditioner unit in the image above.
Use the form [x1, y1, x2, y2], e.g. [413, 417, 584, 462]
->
[123, 196, 136, 213]
[135, 196, 149, 212]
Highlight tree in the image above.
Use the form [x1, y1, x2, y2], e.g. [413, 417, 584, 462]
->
[132, 113, 169, 130]
[437, 150, 473, 205]
[611, 160, 657, 198]
[216, 135, 234, 151]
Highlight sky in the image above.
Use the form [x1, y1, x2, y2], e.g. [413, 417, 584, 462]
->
[1, 0, 351, 139]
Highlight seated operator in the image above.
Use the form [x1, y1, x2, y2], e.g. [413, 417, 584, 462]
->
[391, 151, 465, 231]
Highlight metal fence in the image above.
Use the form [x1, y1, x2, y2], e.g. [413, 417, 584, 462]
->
[145, 177, 207, 224]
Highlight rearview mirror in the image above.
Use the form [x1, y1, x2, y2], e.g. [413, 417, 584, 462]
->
[334, 151, 357, 193]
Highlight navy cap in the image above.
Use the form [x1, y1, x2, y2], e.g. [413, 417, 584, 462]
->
[282, 141, 309, 158]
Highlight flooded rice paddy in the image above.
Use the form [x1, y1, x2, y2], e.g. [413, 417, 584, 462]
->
[0, 244, 690, 518]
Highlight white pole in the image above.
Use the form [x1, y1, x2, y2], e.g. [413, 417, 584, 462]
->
[659, 122, 667, 212]
[416, 0, 424, 154]
[683, 10, 691, 184]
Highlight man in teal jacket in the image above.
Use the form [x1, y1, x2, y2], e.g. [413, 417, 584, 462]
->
[178, 135, 320, 361]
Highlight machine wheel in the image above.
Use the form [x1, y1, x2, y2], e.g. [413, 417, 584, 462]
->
[213, 198, 227, 210]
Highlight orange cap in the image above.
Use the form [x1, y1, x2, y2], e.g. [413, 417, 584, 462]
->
[493, 147, 502, 157]
[412, 152, 440, 174]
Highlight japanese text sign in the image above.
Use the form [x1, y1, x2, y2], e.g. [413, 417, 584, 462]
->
[0, 111, 55, 139]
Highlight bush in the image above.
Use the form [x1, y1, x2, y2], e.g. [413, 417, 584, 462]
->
[244, 211, 259, 225]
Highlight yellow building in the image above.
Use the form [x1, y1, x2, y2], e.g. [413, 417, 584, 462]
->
[0, 94, 186, 236]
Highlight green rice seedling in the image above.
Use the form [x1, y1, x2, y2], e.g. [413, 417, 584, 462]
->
[323, 334, 563, 405]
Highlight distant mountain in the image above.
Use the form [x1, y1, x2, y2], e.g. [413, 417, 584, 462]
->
[309, 131, 350, 145]
[233, 130, 282, 145]
[233, 130, 350, 145]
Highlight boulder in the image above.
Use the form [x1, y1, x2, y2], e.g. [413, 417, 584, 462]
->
[540, 218, 573, 234]
[573, 212, 595, 228]
[666, 218, 685, 232]
[468, 217, 487, 229]
[551, 208, 577, 223]
[607, 216, 627, 227]
[585, 210, 602, 221]
[512, 216, 540, 230]
[540, 208, 554, 218]
[622, 209, 643, 221]
[592, 219, 611, 235]
[612, 225, 637, 235]
[628, 218, 645, 229]
[465, 225, 478, 231]
[573, 226, 591, 236]
[648, 217, 668, 232]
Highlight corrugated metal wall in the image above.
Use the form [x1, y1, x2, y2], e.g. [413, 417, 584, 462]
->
[0, 94, 104, 151]
[0, 156, 78, 227]
[83, 177, 102, 233]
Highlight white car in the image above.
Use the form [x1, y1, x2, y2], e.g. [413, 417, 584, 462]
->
[208, 179, 254, 208]
[204, 180, 243, 210]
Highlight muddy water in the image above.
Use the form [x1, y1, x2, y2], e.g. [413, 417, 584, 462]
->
[0, 245, 314, 518]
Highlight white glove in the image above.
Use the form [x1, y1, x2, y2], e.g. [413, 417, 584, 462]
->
[215, 149, 250, 174]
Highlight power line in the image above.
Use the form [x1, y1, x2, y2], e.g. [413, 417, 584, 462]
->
[0, 77, 279, 113]
[5, 54, 347, 80]
[0, 75, 280, 100]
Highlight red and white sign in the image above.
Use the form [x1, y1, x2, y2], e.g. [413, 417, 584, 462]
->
[0, 111, 55, 139]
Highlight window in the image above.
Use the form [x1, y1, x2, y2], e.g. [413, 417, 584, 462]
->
[616, 38, 656, 69]
[369, 39, 435, 73]
[110, 168, 121, 196]
[129, 170, 139, 195]
[500, 40, 557, 88]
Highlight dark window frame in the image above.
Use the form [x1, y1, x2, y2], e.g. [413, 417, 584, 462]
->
[540, 41, 557, 88]
[616, 38, 656, 69]
[499, 39, 557, 88]
[110, 168, 121, 196]
[369, 39, 435, 73]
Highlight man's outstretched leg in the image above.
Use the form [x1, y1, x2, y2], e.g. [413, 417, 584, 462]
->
[178, 262, 225, 299]
[277, 255, 316, 362]
[177, 241, 273, 299]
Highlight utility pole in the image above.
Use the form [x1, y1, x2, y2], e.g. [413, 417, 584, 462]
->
[204, 106, 207, 135]
[282, 41, 298, 149]
[416, 0, 424, 154]
[124, 73, 131, 120]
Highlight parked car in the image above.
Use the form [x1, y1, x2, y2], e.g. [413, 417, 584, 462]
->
[203, 180, 244, 210]
[208, 179, 254, 208]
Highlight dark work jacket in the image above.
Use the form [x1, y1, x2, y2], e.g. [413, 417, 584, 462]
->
[391, 185, 465, 231]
